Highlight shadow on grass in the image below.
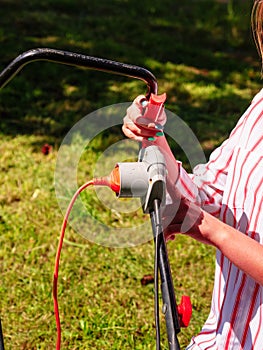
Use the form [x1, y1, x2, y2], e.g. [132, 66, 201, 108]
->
[0, 0, 260, 155]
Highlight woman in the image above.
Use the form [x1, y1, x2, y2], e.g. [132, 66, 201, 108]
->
[122, 1, 263, 348]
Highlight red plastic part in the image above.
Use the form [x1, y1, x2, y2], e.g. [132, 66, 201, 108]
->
[177, 295, 192, 328]
[141, 93, 181, 197]
[149, 92, 167, 105]
[93, 165, 121, 194]
[109, 165, 121, 194]
[141, 93, 167, 125]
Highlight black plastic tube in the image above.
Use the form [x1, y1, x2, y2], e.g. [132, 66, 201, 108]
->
[0, 318, 5, 350]
[0, 48, 158, 97]
[151, 199, 181, 350]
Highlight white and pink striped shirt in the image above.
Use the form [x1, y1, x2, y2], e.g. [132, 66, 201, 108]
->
[178, 88, 263, 349]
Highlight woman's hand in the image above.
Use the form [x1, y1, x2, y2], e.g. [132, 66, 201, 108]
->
[122, 95, 166, 142]
[163, 195, 209, 244]
[163, 195, 263, 285]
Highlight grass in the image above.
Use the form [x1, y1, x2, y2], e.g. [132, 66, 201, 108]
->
[0, 0, 262, 349]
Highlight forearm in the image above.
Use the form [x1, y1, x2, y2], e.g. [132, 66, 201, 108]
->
[200, 211, 263, 286]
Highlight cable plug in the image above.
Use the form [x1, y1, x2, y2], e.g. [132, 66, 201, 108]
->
[93, 145, 166, 213]
[93, 162, 149, 199]
[93, 165, 121, 194]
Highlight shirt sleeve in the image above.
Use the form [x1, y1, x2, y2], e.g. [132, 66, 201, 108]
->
[176, 140, 233, 217]
[175, 88, 263, 217]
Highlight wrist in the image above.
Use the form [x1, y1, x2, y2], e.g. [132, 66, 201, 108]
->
[199, 211, 229, 249]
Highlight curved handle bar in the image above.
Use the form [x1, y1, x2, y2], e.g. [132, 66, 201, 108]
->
[0, 48, 158, 97]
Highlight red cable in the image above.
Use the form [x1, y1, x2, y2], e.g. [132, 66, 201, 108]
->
[53, 170, 120, 349]
[53, 180, 94, 350]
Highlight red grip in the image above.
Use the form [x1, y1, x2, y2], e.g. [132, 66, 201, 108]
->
[142, 93, 167, 123]
[149, 93, 167, 105]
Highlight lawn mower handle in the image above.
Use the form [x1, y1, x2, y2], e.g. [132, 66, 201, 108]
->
[0, 48, 189, 350]
[0, 48, 158, 97]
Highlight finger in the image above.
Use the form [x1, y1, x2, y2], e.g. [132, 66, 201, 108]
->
[123, 115, 144, 135]
[126, 95, 146, 122]
[135, 117, 158, 129]
[123, 116, 159, 139]
[122, 124, 158, 141]
[122, 124, 144, 142]
[164, 224, 181, 236]
[133, 94, 147, 107]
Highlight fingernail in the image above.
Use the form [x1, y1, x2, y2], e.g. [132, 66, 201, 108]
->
[141, 99, 148, 108]
[156, 131, 164, 137]
[148, 137, 156, 141]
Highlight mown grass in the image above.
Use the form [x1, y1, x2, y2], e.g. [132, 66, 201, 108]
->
[0, 0, 262, 349]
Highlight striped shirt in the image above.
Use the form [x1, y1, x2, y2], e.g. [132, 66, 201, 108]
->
[177, 89, 263, 349]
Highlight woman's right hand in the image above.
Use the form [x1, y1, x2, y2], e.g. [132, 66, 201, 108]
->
[122, 95, 166, 142]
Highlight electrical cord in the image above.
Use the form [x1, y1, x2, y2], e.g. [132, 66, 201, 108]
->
[53, 180, 95, 350]
[53, 177, 163, 350]
[53, 174, 120, 350]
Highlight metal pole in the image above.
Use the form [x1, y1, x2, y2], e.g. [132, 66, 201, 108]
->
[0, 318, 5, 350]
[151, 199, 181, 350]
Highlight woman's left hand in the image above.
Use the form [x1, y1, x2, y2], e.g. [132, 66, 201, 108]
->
[163, 196, 210, 245]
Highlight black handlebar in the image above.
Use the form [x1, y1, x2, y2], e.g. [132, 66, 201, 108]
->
[0, 48, 158, 97]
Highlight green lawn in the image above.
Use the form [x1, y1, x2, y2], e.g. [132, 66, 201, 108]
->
[0, 0, 262, 349]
